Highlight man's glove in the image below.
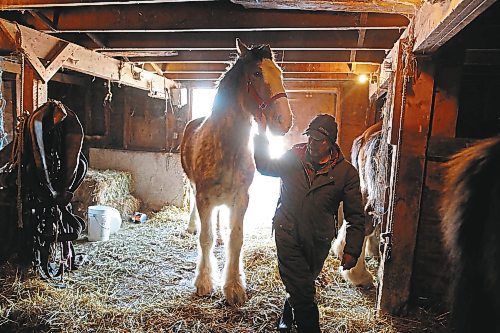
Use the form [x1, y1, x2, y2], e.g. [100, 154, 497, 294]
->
[341, 253, 358, 270]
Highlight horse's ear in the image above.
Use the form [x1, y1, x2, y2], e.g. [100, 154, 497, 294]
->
[236, 38, 249, 56]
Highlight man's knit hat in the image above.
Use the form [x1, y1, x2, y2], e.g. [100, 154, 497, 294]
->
[303, 114, 338, 144]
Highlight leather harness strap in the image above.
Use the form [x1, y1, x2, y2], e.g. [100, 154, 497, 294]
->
[247, 80, 288, 117]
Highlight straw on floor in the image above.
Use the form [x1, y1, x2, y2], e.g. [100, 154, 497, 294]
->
[0, 206, 448, 332]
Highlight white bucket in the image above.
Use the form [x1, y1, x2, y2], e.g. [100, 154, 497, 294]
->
[87, 205, 122, 241]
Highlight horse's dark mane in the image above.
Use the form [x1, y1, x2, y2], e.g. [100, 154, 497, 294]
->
[211, 44, 274, 115]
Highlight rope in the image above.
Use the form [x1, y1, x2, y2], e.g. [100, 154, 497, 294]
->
[15, 54, 26, 228]
[0, 56, 7, 150]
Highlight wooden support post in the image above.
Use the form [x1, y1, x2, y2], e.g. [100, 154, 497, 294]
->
[377, 57, 435, 315]
[388, 39, 405, 145]
[22, 63, 47, 114]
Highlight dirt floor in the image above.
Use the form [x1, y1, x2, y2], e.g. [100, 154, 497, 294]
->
[0, 206, 449, 333]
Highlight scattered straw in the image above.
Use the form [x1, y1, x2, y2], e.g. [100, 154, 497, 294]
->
[0, 206, 448, 332]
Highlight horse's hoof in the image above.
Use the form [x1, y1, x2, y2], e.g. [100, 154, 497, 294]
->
[194, 274, 214, 296]
[223, 281, 247, 306]
[186, 227, 197, 235]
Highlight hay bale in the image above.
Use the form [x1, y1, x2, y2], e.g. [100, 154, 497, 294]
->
[72, 168, 141, 222]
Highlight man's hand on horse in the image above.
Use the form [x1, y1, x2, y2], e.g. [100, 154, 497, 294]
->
[254, 113, 267, 135]
[341, 253, 358, 270]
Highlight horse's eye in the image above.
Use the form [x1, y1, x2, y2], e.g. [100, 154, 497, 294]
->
[254, 71, 262, 78]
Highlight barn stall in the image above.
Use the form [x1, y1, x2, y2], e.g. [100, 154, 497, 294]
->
[0, 0, 499, 332]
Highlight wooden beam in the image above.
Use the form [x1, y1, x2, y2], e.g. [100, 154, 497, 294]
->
[165, 72, 357, 81]
[350, 13, 368, 67]
[128, 50, 387, 64]
[377, 59, 434, 315]
[42, 43, 79, 82]
[0, 0, 211, 9]
[92, 30, 400, 50]
[464, 49, 500, 65]
[231, 0, 419, 15]
[430, 64, 462, 138]
[155, 62, 380, 74]
[413, 0, 497, 53]
[389, 40, 406, 145]
[22, 63, 47, 113]
[0, 19, 177, 97]
[25, 2, 409, 32]
[377, 57, 435, 315]
[149, 63, 163, 76]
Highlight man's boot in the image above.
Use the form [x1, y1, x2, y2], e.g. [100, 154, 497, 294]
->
[294, 303, 321, 333]
[276, 298, 294, 332]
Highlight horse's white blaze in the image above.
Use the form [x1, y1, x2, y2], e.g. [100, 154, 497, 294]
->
[261, 59, 292, 135]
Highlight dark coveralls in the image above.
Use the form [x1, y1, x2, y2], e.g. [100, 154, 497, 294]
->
[254, 134, 365, 330]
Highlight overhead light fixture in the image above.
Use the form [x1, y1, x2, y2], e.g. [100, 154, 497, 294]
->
[357, 74, 369, 84]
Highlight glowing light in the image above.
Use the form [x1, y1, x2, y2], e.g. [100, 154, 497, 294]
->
[190, 88, 281, 232]
[357, 74, 369, 84]
[192, 88, 217, 119]
[141, 70, 153, 80]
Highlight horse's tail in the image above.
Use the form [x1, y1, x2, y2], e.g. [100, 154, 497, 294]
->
[351, 134, 363, 171]
[440, 135, 500, 332]
[363, 130, 382, 218]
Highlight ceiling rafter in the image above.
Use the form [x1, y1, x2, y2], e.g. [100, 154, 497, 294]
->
[0, 0, 414, 84]
[230, 0, 420, 15]
[15, 2, 409, 33]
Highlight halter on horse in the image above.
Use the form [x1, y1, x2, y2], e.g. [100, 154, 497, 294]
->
[180, 39, 292, 306]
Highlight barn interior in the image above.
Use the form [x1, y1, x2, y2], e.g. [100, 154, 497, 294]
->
[0, 0, 499, 332]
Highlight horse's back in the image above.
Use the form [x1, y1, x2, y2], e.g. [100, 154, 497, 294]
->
[441, 135, 500, 333]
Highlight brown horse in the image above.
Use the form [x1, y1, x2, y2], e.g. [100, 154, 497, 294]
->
[180, 39, 292, 305]
[441, 135, 500, 333]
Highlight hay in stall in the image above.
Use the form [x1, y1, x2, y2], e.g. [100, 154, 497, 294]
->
[0, 206, 448, 332]
[72, 168, 141, 221]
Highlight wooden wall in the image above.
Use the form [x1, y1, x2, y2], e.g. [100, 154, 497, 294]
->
[284, 81, 369, 160]
[409, 1, 500, 310]
[49, 76, 185, 156]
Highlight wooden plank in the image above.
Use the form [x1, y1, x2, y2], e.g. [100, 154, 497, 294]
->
[99, 30, 399, 50]
[165, 72, 357, 81]
[231, 0, 419, 14]
[377, 58, 435, 315]
[413, 0, 497, 53]
[21, 3, 409, 32]
[129, 50, 386, 64]
[431, 64, 462, 138]
[22, 64, 47, 113]
[426, 136, 478, 161]
[43, 44, 78, 82]
[0, 0, 211, 8]
[0, 19, 177, 97]
[388, 39, 405, 145]
[156, 62, 380, 74]
[1, 0, 418, 14]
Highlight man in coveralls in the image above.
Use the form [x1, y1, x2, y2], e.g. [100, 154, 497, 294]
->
[253, 113, 365, 332]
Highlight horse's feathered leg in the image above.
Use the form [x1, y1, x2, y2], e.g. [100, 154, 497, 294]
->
[333, 222, 375, 288]
[223, 191, 249, 306]
[194, 195, 219, 296]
